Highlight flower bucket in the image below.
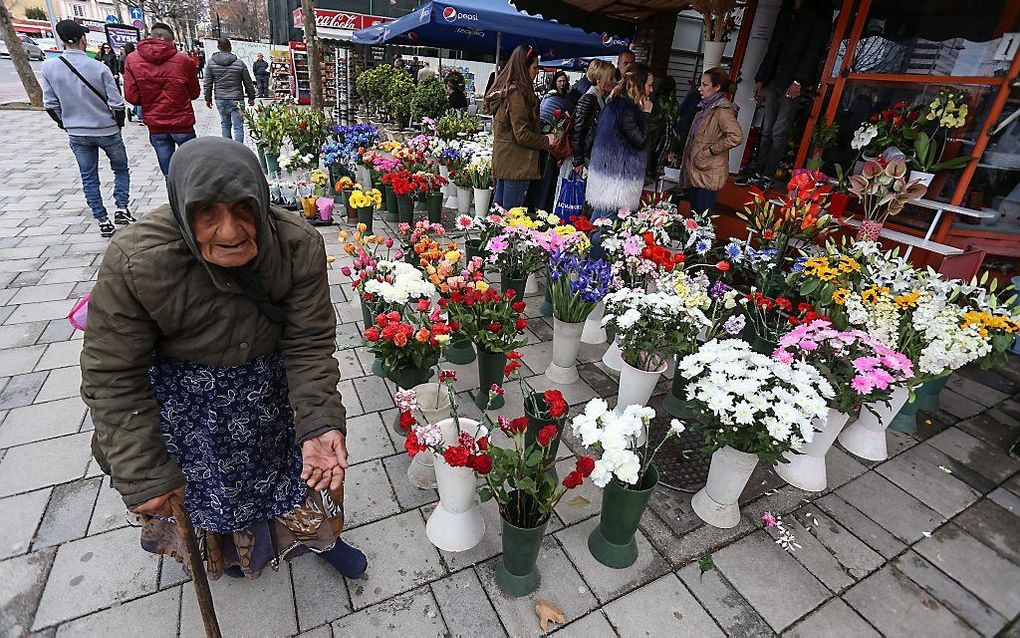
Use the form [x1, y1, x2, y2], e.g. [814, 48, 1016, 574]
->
[588, 465, 659, 568]
[357, 206, 374, 233]
[426, 418, 487, 552]
[602, 337, 624, 372]
[662, 166, 681, 182]
[315, 197, 334, 223]
[776, 409, 853, 492]
[257, 145, 269, 174]
[456, 186, 472, 214]
[856, 219, 883, 241]
[475, 348, 507, 410]
[691, 446, 758, 529]
[407, 383, 452, 490]
[909, 169, 936, 188]
[384, 184, 398, 220]
[540, 273, 553, 316]
[343, 190, 357, 223]
[473, 187, 492, 216]
[444, 332, 476, 365]
[280, 184, 298, 206]
[663, 362, 699, 420]
[617, 355, 667, 414]
[265, 152, 280, 178]
[702, 39, 726, 69]
[397, 194, 414, 224]
[581, 300, 607, 344]
[546, 319, 583, 385]
[426, 192, 444, 223]
[300, 196, 318, 220]
[495, 512, 549, 597]
[837, 386, 910, 461]
[465, 238, 486, 264]
[916, 376, 949, 413]
[500, 272, 526, 304]
[524, 273, 539, 295]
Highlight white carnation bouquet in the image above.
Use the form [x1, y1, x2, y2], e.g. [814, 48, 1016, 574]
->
[362, 260, 436, 305]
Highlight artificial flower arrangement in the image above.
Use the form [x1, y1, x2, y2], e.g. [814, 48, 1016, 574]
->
[533, 217, 591, 256]
[395, 146, 431, 173]
[410, 171, 448, 196]
[854, 100, 923, 157]
[400, 369, 488, 468]
[547, 250, 612, 323]
[455, 212, 505, 260]
[331, 123, 380, 165]
[278, 149, 316, 172]
[667, 205, 717, 264]
[310, 168, 329, 196]
[847, 157, 928, 235]
[598, 204, 683, 288]
[334, 176, 356, 192]
[364, 300, 452, 383]
[338, 225, 401, 322]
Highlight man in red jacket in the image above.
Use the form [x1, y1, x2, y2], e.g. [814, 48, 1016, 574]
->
[124, 23, 200, 176]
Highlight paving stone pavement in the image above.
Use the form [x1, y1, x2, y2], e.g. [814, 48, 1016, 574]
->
[1, 105, 1020, 637]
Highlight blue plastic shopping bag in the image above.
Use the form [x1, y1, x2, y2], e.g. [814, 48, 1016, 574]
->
[554, 171, 585, 220]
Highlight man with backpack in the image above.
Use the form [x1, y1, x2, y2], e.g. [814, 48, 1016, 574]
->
[123, 22, 201, 176]
[204, 38, 256, 143]
[40, 20, 133, 238]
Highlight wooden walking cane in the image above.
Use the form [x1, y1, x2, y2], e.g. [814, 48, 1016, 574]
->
[170, 495, 222, 638]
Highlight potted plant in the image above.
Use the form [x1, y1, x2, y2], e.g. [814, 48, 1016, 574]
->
[909, 89, 974, 186]
[420, 248, 476, 366]
[691, 0, 738, 69]
[411, 75, 450, 124]
[285, 107, 332, 166]
[771, 320, 914, 491]
[848, 158, 928, 240]
[347, 186, 381, 233]
[807, 121, 839, 171]
[442, 264, 529, 409]
[570, 400, 684, 568]
[545, 250, 612, 384]
[412, 171, 447, 223]
[679, 339, 833, 528]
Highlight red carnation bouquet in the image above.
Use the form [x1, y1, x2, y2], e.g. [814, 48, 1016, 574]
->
[382, 170, 416, 197]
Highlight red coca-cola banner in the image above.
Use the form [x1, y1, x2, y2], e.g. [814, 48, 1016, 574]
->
[292, 9, 389, 31]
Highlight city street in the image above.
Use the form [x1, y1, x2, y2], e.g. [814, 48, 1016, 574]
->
[0, 102, 1018, 636]
[0, 59, 44, 105]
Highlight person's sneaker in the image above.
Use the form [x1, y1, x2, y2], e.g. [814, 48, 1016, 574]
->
[98, 218, 115, 238]
[114, 208, 137, 225]
[320, 539, 367, 579]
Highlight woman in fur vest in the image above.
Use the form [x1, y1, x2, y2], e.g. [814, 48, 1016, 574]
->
[484, 45, 556, 210]
[585, 63, 654, 222]
[680, 67, 743, 214]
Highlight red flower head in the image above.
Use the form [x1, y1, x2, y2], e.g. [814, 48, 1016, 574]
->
[504, 360, 521, 377]
[439, 369, 457, 383]
[416, 298, 430, 311]
[364, 326, 380, 342]
[443, 445, 470, 467]
[552, 108, 562, 118]
[505, 289, 516, 301]
[404, 431, 426, 456]
[489, 383, 505, 396]
[375, 313, 389, 328]
[515, 318, 528, 331]
[544, 390, 567, 418]
[575, 455, 595, 477]
[506, 416, 528, 435]
[512, 301, 527, 313]
[488, 321, 502, 332]
[470, 454, 493, 474]
[562, 470, 583, 489]
[570, 215, 595, 232]
[537, 424, 558, 446]
[477, 436, 489, 451]
[716, 261, 731, 272]
[506, 351, 522, 360]
[399, 411, 417, 431]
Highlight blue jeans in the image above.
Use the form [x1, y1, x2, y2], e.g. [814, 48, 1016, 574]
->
[216, 99, 244, 143]
[149, 132, 197, 176]
[688, 188, 718, 215]
[493, 178, 530, 210]
[68, 133, 130, 221]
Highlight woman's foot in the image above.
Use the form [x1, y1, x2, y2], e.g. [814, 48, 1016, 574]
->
[223, 565, 244, 579]
[320, 540, 368, 579]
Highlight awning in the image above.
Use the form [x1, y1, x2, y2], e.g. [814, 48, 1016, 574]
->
[509, 0, 693, 37]
[540, 56, 615, 71]
[350, 0, 630, 59]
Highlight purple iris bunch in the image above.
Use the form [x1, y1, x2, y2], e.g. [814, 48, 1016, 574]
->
[549, 250, 612, 322]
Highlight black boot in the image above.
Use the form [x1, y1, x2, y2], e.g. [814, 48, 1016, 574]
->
[319, 539, 368, 579]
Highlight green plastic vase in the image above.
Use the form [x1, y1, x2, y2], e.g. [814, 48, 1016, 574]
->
[495, 515, 549, 597]
[890, 377, 949, 433]
[426, 191, 444, 223]
[588, 465, 659, 568]
[465, 238, 486, 265]
[500, 272, 527, 304]
[256, 145, 269, 174]
[397, 194, 414, 224]
[917, 376, 950, 413]
[475, 348, 507, 410]
[663, 359, 699, 420]
[357, 206, 374, 233]
[445, 332, 476, 365]
[384, 184, 399, 222]
[540, 272, 553, 316]
[265, 152, 280, 177]
[524, 398, 566, 479]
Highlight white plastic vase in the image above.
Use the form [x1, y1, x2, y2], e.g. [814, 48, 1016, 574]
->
[439, 165, 456, 207]
[775, 409, 852, 492]
[473, 187, 492, 216]
[280, 183, 298, 205]
[581, 301, 607, 344]
[602, 337, 624, 372]
[456, 187, 472, 214]
[617, 356, 667, 413]
[524, 273, 539, 295]
[837, 386, 910, 461]
[426, 418, 487, 552]
[702, 39, 726, 69]
[546, 319, 583, 384]
[357, 166, 371, 187]
[691, 446, 759, 528]
[407, 383, 452, 490]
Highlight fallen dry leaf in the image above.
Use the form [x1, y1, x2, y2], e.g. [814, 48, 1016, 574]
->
[566, 495, 590, 508]
[535, 600, 565, 633]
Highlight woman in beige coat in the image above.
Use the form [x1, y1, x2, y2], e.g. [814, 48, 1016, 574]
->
[680, 67, 743, 214]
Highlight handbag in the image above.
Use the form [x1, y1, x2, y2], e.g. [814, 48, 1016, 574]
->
[59, 57, 125, 128]
[67, 293, 90, 331]
[554, 170, 586, 220]
[548, 114, 574, 161]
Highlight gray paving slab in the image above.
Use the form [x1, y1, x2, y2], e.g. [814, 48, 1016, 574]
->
[602, 573, 724, 637]
[814, 493, 906, 560]
[0, 370, 46, 410]
[875, 443, 981, 518]
[0, 396, 88, 448]
[381, 453, 438, 511]
[180, 562, 297, 638]
[32, 526, 160, 630]
[430, 568, 506, 638]
[332, 587, 447, 637]
[927, 427, 1020, 483]
[677, 562, 773, 638]
[784, 597, 878, 638]
[953, 498, 1020, 565]
[763, 513, 853, 593]
[835, 472, 943, 544]
[957, 410, 1020, 450]
[34, 366, 83, 403]
[554, 610, 616, 637]
[0, 432, 93, 497]
[8, 283, 75, 305]
[342, 459, 400, 529]
[54, 587, 181, 638]
[0, 547, 57, 637]
[34, 339, 83, 371]
[344, 412, 396, 464]
[33, 478, 102, 549]
[989, 485, 1020, 514]
[552, 456, 603, 525]
[712, 530, 830, 632]
[4, 300, 75, 325]
[946, 374, 1010, 407]
[796, 504, 884, 581]
[86, 480, 129, 536]
[0, 344, 46, 376]
[291, 552, 353, 631]
[0, 487, 50, 559]
[0, 322, 46, 349]
[914, 524, 1020, 619]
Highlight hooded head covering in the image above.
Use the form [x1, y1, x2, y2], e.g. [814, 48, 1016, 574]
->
[167, 137, 286, 322]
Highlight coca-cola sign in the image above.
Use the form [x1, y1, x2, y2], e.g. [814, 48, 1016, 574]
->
[292, 9, 389, 31]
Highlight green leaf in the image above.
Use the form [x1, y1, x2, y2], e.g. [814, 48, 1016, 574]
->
[479, 488, 493, 502]
[799, 278, 820, 296]
[698, 555, 715, 577]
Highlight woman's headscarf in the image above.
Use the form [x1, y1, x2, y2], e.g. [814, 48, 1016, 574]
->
[166, 137, 286, 322]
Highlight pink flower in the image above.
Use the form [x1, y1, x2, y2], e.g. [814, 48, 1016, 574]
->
[456, 215, 473, 229]
[853, 357, 879, 373]
[340, 266, 351, 277]
[394, 250, 404, 260]
[798, 340, 818, 351]
[385, 238, 394, 248]
[489, 384, 505, 396]
[486, 235, 509, 254]
[685, 218, 699, 231]
[762, 511, 777, 527]
[773, 349, 794, 365]
[851, 375, 874, 394]
[869, 368, 893, 390]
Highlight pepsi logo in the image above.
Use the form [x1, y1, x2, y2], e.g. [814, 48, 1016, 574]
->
[602, 34, 612, 45]
[443, 6, 456, 21]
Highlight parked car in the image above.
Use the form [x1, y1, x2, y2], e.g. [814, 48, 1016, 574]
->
[0, 34, 46, 61]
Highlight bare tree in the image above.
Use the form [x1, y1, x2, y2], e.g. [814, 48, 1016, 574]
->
[301, 0, 323, 111]
[0, 0, 42, 107]
[127, 0, 209, 47]
[216, 0, 268, 42]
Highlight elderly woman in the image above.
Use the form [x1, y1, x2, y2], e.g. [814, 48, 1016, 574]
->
[81, 138, 366, 580]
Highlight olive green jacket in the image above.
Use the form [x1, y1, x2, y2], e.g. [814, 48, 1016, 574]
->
[81, 204, 345, 508]
[491, 89, 550, 181]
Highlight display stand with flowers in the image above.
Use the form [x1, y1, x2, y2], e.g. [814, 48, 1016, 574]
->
[680, 339, 833, 528]
[545, 250, 611, 384]
[456, 212, 501, 266]
[570, 400, 684, 568]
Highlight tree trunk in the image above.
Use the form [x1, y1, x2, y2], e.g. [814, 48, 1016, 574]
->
[0, 0, 43, 107]
[301, 0, 323, 112]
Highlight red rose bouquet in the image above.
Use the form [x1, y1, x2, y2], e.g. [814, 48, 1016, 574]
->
[440, 262, 529, 355]
[364, 298, 452, 384]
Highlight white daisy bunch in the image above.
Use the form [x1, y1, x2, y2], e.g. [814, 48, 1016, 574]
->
[603, 288, 705, 370]
[679, 339, 833, 462]
[363, 261, 436, 305]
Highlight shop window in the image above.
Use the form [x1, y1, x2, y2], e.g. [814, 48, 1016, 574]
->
[831, 0, 1018, 77]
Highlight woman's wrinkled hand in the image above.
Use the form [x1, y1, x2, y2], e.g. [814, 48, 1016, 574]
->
[132, 484, 186, 518]
[301, 430, 349, 491]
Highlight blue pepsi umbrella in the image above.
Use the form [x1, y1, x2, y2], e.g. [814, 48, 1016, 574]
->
[350, 0, 629, 59]
[540, 56, 614, 71]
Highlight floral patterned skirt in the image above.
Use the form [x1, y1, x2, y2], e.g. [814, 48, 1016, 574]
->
[141, 352, 344, 579]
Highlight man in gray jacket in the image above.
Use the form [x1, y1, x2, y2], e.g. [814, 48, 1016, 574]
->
[41, 20, 133, 238]
[203, 38, 256, 143]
